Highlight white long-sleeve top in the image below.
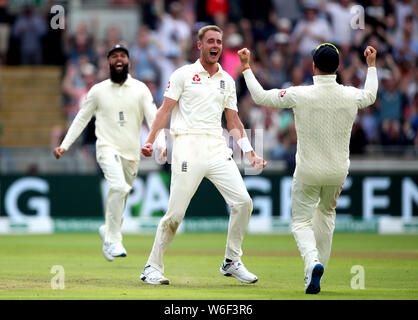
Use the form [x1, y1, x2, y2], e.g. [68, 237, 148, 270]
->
[243, 67, 378, 185]
[60, 75, 166, 161]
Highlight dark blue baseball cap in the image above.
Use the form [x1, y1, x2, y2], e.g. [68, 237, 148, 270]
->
[107, 44, 129, 59]
[311, 43, 339, 73]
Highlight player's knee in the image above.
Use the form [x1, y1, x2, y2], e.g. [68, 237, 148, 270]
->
[317, 203, 336, 217]
[291, 216, 312, 232]
[160, 216, 181, 234]
[236, 194, 253, 213]
[109, 183, 131, 195]
[245, 196, 253, 212]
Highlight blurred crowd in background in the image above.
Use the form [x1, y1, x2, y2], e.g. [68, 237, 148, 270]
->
[0, 0, 417, 170]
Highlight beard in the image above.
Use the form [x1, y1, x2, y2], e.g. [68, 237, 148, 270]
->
[110, 64, 129, 84]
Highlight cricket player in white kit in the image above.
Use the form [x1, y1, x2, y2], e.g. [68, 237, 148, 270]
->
[139, 25, 267, 285]
[238, 43, 378, 294]
[53, 45, 165, 262]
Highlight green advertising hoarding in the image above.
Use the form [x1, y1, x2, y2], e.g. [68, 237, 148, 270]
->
[0, 172, 417, 233]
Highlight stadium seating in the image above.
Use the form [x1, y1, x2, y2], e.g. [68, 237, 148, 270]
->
[0, 66, 65, 147]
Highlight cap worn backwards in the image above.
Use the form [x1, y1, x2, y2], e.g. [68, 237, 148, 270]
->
[311, 43, 339, 73]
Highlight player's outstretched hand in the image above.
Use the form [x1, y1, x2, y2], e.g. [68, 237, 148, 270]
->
[142, 142, 153, 157]
[364, 46, 377, 67]
[53, 147, 66, 159]
[237, 48, 251, 69]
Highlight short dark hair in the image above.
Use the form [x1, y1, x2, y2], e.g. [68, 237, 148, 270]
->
[311, 43, 339, 73]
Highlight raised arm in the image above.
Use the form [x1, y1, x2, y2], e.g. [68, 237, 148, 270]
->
[357, 46, 378, 109]
[238, 48, 296, 108]
[142, 97, 176, 157]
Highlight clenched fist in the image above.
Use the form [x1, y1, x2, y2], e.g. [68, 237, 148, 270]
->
[237, 48, 251, 69]
[364, 46, 377, 67]
[142, 142, 153, 157]
[53, 147, 66, 159]
[246, 151, 267, 170]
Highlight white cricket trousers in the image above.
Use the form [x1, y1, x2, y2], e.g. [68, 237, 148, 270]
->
[147, 134, 253, 273]
[97, 149, 139, 244]
[291, 177, 343, 274]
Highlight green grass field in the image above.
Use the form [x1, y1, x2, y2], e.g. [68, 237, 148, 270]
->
[0, 233, 417, 300]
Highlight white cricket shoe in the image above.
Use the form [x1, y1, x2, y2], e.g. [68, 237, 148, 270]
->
[140, 264, 170, 285]
[220, 259, 258, 284]
[99, 225, 114, 262]
[109, 242, 127, 258]
[305, 260, 324, 294]
[99, 225, 127, 261]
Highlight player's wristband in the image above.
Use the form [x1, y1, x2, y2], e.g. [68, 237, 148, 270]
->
[237, 137, 254, 153]
[242, 67, 251, 72]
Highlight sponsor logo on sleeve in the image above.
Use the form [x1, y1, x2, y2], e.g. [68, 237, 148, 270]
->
[164, 81, 170, 93]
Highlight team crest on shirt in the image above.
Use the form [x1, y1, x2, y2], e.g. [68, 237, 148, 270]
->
[118, 111, 126, 127]
[218, 80, 226, 94]
[181, 161, 188, 172]
[192, 74, 202, 84]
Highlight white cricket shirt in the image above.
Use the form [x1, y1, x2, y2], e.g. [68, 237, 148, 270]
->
[243, 67, 378, 185]
[164, 59, 238, 137]
[60, 75, 165, 161]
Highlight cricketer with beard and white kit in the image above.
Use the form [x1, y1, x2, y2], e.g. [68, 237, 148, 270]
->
[53, 44, 166, 262]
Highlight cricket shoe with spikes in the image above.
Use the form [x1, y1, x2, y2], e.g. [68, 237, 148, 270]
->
[220, 259, 258, 284]
[109, 242, 127, 258]
[99, 225, 127, 261]
[305, 260, 324, 294]
[140, 264, 170, 285]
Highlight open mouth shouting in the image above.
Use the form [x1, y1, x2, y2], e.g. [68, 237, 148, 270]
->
[209, 49, 219, 59]
[115, 62, 124, 72]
